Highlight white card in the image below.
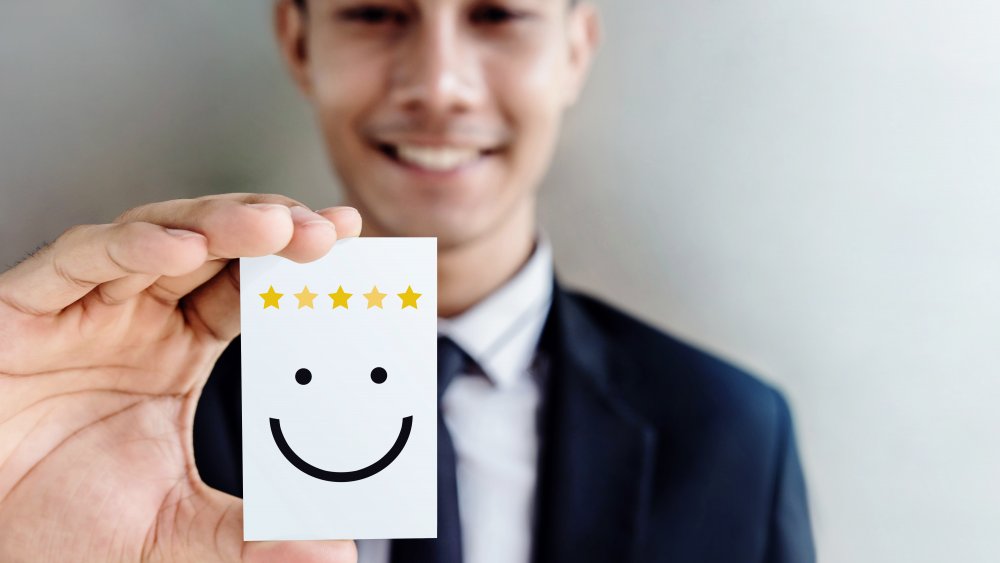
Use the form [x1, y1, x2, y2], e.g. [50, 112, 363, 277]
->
[240, 237, 437, 541]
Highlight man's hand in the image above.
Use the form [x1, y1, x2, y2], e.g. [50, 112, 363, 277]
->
[0, 194, 361, 562]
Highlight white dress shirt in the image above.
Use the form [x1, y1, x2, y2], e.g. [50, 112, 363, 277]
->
[357, 234, 554, 563]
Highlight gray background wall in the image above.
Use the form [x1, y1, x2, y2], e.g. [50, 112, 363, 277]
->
[2, 1, 998, 561]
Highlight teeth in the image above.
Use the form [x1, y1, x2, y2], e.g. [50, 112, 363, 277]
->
[395, 144, 481, 171]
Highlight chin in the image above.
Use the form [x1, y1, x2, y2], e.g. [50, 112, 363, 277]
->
[362, 199, 493, 243]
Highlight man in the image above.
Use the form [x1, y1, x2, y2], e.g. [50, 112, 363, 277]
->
[0, 0, 814, 561]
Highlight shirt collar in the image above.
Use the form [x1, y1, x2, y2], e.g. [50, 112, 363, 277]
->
[437, 232, 554, 389]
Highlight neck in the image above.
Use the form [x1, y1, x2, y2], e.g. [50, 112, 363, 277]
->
[437, 201, 536, 318]
[348, 197, 537, 319]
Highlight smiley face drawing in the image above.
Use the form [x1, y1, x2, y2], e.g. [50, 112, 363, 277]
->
[269, 366, 413, 483]
[241, 238, 437, 540]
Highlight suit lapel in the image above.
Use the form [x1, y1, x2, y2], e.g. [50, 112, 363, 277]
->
[531, 279, 658, 563]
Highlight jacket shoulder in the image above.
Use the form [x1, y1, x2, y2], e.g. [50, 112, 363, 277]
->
[563, 289, 791, 432]
[561, 290, 814, 560]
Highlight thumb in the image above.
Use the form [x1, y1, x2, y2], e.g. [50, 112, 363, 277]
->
[154, 485, 356, 563]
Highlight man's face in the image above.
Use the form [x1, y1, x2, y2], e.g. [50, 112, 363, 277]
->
[276, 0, 598, 247]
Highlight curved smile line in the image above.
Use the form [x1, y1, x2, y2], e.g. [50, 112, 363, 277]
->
[269, 416, 413, 482]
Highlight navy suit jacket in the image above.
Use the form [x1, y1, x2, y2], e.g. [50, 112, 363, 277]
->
[194, 278, 815, 562]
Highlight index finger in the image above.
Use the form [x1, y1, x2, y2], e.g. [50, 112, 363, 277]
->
[0, 220, 210, 316]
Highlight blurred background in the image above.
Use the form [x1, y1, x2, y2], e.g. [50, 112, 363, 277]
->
[2, 1, 998, 560]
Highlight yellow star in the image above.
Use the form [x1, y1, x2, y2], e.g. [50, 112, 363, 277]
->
[363, 285, 388, 309]
[328, 285, 353, 309]
[398, 285, 422, 309]
[259, 285, 283, 309]
[294, 285, 318, 309]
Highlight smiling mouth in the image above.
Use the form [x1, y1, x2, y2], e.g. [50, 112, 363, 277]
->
[375, 142, 501, 173]
[269, 416, 413, 482]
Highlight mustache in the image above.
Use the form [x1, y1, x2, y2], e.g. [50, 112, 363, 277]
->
[362, 115, 512, 146]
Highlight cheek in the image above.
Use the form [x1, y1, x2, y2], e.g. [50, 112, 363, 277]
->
[308, 41, 388, 147]
[493, 37, 565, 115]
[487, 46, 567, 181]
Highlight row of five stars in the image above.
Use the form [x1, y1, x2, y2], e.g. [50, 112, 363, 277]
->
[259, 285, 422, 310]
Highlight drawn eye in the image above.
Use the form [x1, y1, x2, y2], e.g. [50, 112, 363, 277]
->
[370, 367, 387, 384]
[295, 368, 312, 385]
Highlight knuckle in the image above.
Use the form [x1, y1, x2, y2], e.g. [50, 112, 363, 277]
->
[93, 284, 127, 306]
[112, 220, 141, 237]
[115, 219, 155, 239]
[51, 224, 103, 257]
[110, 222, 174, 273]
[57, 223, 95, 241]
[110, 223, 152, 260]
[196, 197, 237, 220]
[115, 198, 196, 224]
[114, 203, 151, 223]
[52, 254, 93, 290]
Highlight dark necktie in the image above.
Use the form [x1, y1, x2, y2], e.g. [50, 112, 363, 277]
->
[389, 336, 469, 563]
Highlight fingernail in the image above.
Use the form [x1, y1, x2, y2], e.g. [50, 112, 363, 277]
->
[291, 205, 335, 229]
[248, 203, 292, 214]
[317, 206, 361, 237]
[316, 206, 360, 217]
[165, 228, 203, 240]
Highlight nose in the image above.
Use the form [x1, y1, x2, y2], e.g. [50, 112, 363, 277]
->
[389, 13, 485, 118]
